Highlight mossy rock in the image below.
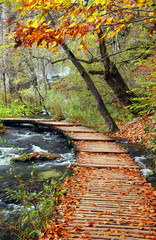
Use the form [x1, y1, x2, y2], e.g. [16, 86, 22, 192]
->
[41, 169, 62, 179]
[11, 152, 61, 162]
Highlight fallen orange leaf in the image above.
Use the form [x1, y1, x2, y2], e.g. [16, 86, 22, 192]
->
[120, 235, 126, 239]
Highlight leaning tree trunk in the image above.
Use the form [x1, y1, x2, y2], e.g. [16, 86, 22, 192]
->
[97, 29, 137, 107]
[47, 13, 119, 132]
[62, 42, 119, 132]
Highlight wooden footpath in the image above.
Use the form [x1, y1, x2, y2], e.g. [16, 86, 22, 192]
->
[0, 118, 156, 239]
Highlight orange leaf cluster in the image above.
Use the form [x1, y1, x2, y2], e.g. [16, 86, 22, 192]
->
[11, 0, 156, 51]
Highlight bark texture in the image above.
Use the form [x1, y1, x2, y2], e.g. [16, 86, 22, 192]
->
[98, 30, 137, 107]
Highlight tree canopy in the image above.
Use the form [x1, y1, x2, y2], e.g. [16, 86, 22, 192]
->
[5, 0, 156, 51]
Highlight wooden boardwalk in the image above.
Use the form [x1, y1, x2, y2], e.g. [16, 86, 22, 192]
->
[0, 118, 156, 239]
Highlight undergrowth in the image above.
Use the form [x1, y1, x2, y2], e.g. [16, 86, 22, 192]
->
[0, 98, 43, 118]
[1, 169, 69, 240]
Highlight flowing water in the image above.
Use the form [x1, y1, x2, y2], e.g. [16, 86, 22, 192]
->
[0, 125, 76, 240]
[120, 141, 156, 188]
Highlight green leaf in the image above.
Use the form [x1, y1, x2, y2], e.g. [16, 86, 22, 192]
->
[29, 229, 41, 237]
[4, 0, 10, 6]
[14, 2, 21, 11]
[59, 188, 67, 194]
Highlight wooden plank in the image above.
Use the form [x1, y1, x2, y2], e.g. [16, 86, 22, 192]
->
[77, 160, 137, 166]
[72, 196, 144, 201]
[75, 163, 140, 168]
[38, 121, 78, 126]
[57, 214, 153, 222]
[0, 118, 36, 123]
[67, 236, 146, 240]
[34, 119, 55, 122]
[76, 155, 137, 166]
[77, 154, 133, 162]
[67, 221, 152, 232]
[65, 225, 154, 236]
[68, 236, 147, 240]
[77, 162, 137, 166]
[66, 132, 114, 141]
[77, 160, 136, 165]
[54, 126, 96, 133]
[76, 142, 128, 153]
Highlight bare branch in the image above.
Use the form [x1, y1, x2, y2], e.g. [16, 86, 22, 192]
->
[32, 55, 98, 65]
[32, 55, 68, 65]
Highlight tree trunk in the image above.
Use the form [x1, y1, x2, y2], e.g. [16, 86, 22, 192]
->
[97, 30, 137, 107]
[3, 72, 7, 107]
[24, 55, 48, 112]
[62, 42, 119, 132]
[47, 13, 119, 131]
[41, 59, 48, 97]
[8, 77, 14, 94]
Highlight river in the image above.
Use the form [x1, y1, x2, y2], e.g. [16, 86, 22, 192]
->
[0, 124, 76, 240]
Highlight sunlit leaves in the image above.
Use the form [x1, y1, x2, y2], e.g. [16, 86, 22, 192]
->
[5, 0, 156, 52]
[0, 0, 10, 5]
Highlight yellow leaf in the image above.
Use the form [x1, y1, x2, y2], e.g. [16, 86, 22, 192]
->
[94, 0, 100, 4]
[106, 18, 112, 24]
[107, 31, 116, 38]
[105, 18, 116, 25]
[70, 13, 75, 20]
[69, 22, 77, 28]
[41, 42, 47, 48]
[21, 9, 26, 16]
[101, 0, 107, 4]
[58, 15, 64, 21]
[31, 19, 39, 28]
[27, 19, 33, 26]
[88, 16, 95, 23]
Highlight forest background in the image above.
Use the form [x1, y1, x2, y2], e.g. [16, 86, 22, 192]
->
[0, 0, 155, 151]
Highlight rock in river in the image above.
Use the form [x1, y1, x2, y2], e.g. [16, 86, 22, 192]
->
[11, 152, 61, 162]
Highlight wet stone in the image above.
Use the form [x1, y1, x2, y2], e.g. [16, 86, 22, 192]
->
[11, 152, 61, 162]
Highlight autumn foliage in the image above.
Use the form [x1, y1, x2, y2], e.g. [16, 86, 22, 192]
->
[6, 0, 156, 51]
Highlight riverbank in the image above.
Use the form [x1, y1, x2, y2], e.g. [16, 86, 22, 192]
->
[108, 114, 156, 152]
[107, 114, 156, 185]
